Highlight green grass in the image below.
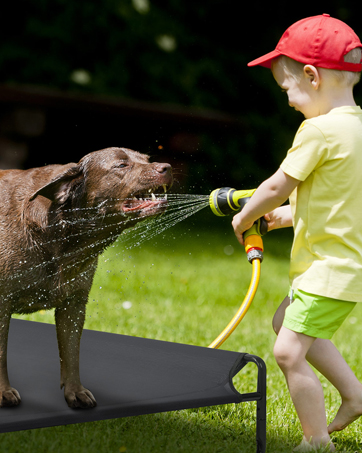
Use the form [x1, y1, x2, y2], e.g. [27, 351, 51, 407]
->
[6, 214, 362, 452]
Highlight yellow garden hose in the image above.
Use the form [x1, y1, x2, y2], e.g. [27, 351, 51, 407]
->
[208, 226, 264, 349]
[208, 257, 261, 349]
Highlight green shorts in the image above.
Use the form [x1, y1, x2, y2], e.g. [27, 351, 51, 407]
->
[283, 288, 356, 339]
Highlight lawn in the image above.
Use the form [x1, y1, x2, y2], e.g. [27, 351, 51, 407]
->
[5, 211, 362, 452]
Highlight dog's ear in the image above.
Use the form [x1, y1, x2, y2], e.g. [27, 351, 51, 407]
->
[30, 166, 84, 204]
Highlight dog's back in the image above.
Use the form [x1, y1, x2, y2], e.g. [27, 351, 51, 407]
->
[0, 164, 75, 277]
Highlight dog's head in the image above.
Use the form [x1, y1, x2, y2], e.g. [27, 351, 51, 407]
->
[30, 147, 173, 220]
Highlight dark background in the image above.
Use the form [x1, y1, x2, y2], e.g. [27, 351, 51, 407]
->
[0, 1, 361, 193]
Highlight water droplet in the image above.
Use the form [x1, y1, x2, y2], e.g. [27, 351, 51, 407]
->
[224, 245, 234, 255]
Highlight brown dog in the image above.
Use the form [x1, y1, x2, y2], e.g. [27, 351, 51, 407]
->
[0, 147, 172, 408]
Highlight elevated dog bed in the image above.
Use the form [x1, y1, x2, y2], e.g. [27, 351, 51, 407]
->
[2, 319, 266, 453]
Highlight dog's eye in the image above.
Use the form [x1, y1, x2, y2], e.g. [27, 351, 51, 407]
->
[115, 163, 128, 169]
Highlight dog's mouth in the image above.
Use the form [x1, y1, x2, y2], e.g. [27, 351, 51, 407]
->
[122, 184, 170, 215]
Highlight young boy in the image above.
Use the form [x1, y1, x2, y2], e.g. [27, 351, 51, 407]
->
[232, 14, 362, 452]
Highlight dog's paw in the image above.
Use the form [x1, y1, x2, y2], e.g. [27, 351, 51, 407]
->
[64, 385, 97, 409]
[0, 387, 21, 407]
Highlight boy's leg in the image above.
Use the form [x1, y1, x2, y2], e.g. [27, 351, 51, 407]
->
[306, 339, 362, 434]
[273, 297, 362, 433]
[272, 295, 290, 334]
[274, 326, 334, 449]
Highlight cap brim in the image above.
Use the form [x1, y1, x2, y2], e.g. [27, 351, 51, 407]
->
[247, 50, 282, 68]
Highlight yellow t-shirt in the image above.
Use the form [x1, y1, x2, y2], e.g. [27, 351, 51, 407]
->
[280, 106, 362, 302]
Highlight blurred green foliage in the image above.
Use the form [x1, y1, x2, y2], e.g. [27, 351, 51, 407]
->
[1, 1, 361, 188]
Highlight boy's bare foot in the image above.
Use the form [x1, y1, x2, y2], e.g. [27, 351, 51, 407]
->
[328, 396, 362, 433]
[293, 437, 335, 452]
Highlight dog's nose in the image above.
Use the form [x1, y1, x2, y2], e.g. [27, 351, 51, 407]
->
[154, 163, 172, 175]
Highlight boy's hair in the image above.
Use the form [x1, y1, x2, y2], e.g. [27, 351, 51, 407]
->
[273, 48, 362, 87]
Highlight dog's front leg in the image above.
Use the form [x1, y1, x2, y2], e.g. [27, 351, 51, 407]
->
[55, 299, 96, 408]
[0, 310, 21, 407]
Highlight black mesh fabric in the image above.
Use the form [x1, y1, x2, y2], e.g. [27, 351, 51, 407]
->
[1, 318, 248, 433]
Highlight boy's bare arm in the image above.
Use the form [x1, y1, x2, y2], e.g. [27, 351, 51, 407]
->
[232, 168, 300, 244]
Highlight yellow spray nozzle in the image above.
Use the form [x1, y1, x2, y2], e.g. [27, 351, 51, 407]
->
[209, 187, 256, 216]
[209, 186, 268, 249]
[244, 218, 267, 239]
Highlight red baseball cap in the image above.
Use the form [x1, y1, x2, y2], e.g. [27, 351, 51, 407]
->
[248, 14, 362, 72]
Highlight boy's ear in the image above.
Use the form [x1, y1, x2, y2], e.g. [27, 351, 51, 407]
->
[303, 65, 320, 90]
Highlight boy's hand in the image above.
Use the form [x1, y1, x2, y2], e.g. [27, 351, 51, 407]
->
[265, 205, 293, 231]
[232, 212, 254, 245]
[264, 211, 279, 231]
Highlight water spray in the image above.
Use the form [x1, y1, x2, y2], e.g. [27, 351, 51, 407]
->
[208, 187, 267, 349]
